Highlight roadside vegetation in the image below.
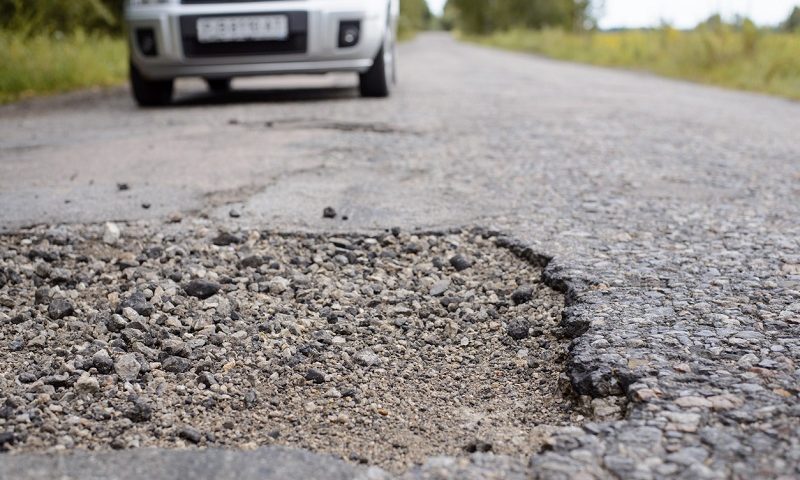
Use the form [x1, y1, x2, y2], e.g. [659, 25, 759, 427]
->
[0, 0, 126, 104]
[399, 0, 434, 41]
[0, 0, 432, 104]
[0, 31, 127, 104]
[448, 1, 800, 100]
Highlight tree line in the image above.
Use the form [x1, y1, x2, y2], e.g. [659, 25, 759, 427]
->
[2, 1, 797, 37]
[445, 0, 594, 34]
[444, 1, 800, 35]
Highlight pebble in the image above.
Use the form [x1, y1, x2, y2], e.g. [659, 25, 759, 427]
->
[119, 292, 154, 317]
[511, 286, 534, 305]
[114, 354, 141, 382]
[506, 319, 530, 340]
[305, 369, 326, 384]
[102, 222, 121, 245]
[268, 276, 290, 295]
[184, 279, 221, 299]
[74, 373, 100, 395]
[429, 279, 451, 296]
[323, 207, 337, 219]
[354, 349, 382, 367]
[449, 254, 473, 272]
[178, 427, 202, 444]
[125, 398, 153, 423]
[48, 298, 74, 320]
[162, 356, 191, 374]
[212, 231, 242, 246]
[92, 349, 114, 374]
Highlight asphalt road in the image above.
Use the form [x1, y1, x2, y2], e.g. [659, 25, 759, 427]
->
[1, 33, 799, 478]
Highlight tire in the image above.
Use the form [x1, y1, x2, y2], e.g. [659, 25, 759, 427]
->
[359, 36, 396, 98]
[206, 78, 232, 94]
[130, 63, 173, 107]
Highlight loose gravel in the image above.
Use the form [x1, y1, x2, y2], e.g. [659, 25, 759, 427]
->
[0, 223, 577, 471]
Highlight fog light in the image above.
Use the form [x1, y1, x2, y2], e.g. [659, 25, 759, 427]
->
[338, 21, 360, 48]
[136, 28, 158, 57]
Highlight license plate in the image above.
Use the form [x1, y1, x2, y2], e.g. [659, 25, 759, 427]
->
[197, 15, 289, 43]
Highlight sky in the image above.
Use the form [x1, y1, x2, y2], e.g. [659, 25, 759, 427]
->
[425, 0, 800, 29]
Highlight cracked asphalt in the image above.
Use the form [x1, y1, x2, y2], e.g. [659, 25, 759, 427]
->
[1, 33, 800, 479]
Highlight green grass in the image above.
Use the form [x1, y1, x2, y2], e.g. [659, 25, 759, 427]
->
[0, 30, 127, 104]
[467, 28, 800, 100]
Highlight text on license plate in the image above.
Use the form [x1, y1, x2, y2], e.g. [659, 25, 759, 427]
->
[197, 15, 289, 43]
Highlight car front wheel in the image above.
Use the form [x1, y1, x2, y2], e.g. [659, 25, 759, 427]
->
[130, 63, 174, 107]
[359, 35, 395, 98]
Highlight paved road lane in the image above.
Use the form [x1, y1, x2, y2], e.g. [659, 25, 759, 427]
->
[1, 33, 799, 478]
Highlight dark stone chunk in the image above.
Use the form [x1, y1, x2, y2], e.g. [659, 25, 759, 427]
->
[9, 338, 25, 351]
[106, 314, 128, 333]
[10, 312, 30, 325]
[305, 368, 326, 384]
[403, 243, 422, 254]
[110, 437, 125, 450]
[93, 354, 114, 374]
[568, 361, 624, 398]
[169, 271, 183, 282]
[440, 296, 461, 308]
[197, 371, 216, 387]
[125, 398, 153, 423]
[28, 249, 60, 262]
[48, 298, 74, 320]
[178, 427, 202, 444]
[119, 292, 155, 317]
[341, 388, 358, 399]
[34, 287, 50, 305]
[322, 207, 337, 219]
[449, 254, 473, 272]
[145, 246, 163, 259]
[0, 431, 17, 452]
[464, 440, 493, 453]
[0, 399, 17, 419]
[42, 373, 72, 388]
[240, 255, 265, 268]
[162, 356, 191, 373]
[184, 279, 221, 299]
[511, 286, 534, 305]
[117, 183, 130, 191]
[507, 319, 530, 340]
[244, 390, 258, 406]
[212, 232, 242, 246]
[17, 372, 37, 384]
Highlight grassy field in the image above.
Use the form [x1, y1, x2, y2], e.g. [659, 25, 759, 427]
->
[469, 28, 800, 100]
[0, 31, 127, 104]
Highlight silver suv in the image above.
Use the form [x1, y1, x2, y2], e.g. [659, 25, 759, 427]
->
[125, 0, 398, 106]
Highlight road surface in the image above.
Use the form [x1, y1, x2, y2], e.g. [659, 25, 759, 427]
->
[1, 33, 799, 478]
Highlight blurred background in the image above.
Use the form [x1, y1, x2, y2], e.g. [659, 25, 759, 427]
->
[1, 0, 799, 104]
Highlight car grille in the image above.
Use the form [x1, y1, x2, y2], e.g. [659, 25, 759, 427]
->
[179, 12, 308, 58]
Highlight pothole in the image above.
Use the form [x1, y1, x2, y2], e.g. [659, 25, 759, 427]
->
[0, 225, 580, 471]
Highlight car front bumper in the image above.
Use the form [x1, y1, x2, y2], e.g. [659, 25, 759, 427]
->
[126, 0, 389, 80]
